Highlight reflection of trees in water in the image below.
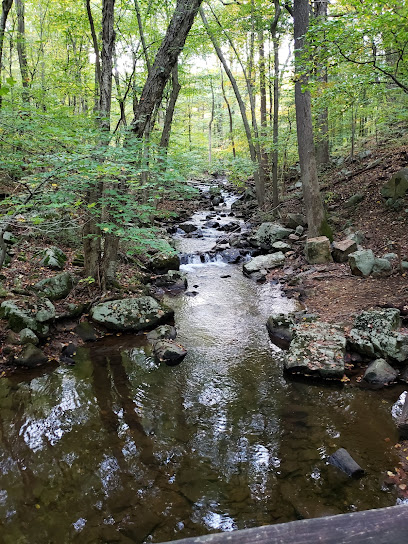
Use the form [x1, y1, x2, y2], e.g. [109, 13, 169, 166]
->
[87, 346, 192, 543]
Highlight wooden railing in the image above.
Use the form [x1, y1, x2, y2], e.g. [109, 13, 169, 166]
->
[161, 504, 408, 544]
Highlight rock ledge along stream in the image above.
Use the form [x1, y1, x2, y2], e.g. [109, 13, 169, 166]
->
[0, 184, 404, 543]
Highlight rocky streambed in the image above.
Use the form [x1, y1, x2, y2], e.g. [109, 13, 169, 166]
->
[0, 180, 407, 542]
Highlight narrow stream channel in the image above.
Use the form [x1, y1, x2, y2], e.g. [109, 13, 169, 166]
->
[0, 186, 403, 543]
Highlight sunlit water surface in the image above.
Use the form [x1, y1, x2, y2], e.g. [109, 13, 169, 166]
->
[0, 190, 402, 543]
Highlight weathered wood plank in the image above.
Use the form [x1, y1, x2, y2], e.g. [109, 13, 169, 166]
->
[161, 505, 408, 544]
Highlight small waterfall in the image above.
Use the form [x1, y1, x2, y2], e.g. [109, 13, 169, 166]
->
[180, 252, 227, 267]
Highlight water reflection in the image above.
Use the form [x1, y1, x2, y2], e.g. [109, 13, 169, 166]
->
[0, 217, 404, 542]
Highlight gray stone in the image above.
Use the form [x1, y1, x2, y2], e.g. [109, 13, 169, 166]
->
[348, 249, 375, 276]
[343, 228, 365, 245]
[33, 272, 77, 300]
[372, 257, 392, 277]
[179, 223, 198, 233]
[266, 313, 295, 349]
[15, 344, 47, 368]
[332, 239, 357, 263]
[354, 308, 401, 333]
[381, 168, 408, 199]
[304, 236, 332, 264]
[90, 296, 174, 331]
[20, 328, 39, 345]
[271, 241, 292, 253]
[243, 252, 285, 276]
[221, 248, 241, 263]
[0, 298, 55, 336]
[295, 226, 304, 236]
[3, 231, 18, 245]
[347, 309, 408, 363]
[153, 340, 187, 366]
[40, 247, 67, 270]
[148, 251, 180, 274]
[284, 321, 346, 379]
[363, 358, 398, 386]
[383, 253, 398, 263]
[146, 325, 177, 343]
[345, 193, 364, 208]
[250, 223, 294, 250]
[74, 321, 97, 342]
[152, 270, 187, 289]
[284, 213, 307, 229]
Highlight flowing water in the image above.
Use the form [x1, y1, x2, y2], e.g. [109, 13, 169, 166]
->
[0, 186, 404, 543]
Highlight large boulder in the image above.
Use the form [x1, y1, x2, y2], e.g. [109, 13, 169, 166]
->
[381, 168, 408, 200]
[0, 297, 55, 337]
[348, 249, 375, 277]
[243, 252, 285, 276]
[332, 239, 357, 263]
[40, 247, 67, 270]
[33, 272, 77, 300]
[347, 309, 408, 363]
[284, 321, 346, 379]
[363, 358, 398, 386]
[250, 223, 294, 251]
[90, 296, 174, 331]
[304, 236, 332, 264]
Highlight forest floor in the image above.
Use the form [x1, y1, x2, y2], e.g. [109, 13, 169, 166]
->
[272, 143, 408, 326]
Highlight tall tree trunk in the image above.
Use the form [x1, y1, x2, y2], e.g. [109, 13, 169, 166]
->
[159, 62, 181, 151]
[314, 0, 330, 167]
[294, 0, 326, 237]
[270, 0, 281, 209]
[99, 0, 115, 130]
[220, 67, 235, 158]
[131, 0, 203, 139]
[85, 0, 101, 112]
[208, 78, 214, 166]
[258, 31, 269, 178]
[15, 0, 29, 104]
[0, 0, 14, 108]
[200, 7, 264, 207]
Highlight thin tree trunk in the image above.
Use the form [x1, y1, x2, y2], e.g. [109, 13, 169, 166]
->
[314, 0, 330, 167]
[99, 0, 115, 130]
[134, 0, 151, 74]
[258, 31, 269, 176]
[0, 0, 14, 108]
[293, 0, 326, 237]
[85, 0, 101, 112]
[131, 0, 203, 139]
[15, 0, 29, 104]
[271, 0, 281, 209]
[159, 62, 181, 151]
[208, 78, 214, 166]
[220, 67, 235, 158]
[200, 7, 264, 207]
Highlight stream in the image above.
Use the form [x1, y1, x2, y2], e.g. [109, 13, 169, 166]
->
[0, 185, 404, 543]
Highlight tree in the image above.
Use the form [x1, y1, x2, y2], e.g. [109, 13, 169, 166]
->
[293, 0, 326, 237]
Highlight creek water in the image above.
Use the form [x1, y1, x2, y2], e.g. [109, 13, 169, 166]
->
[0, 187, 403, 543]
